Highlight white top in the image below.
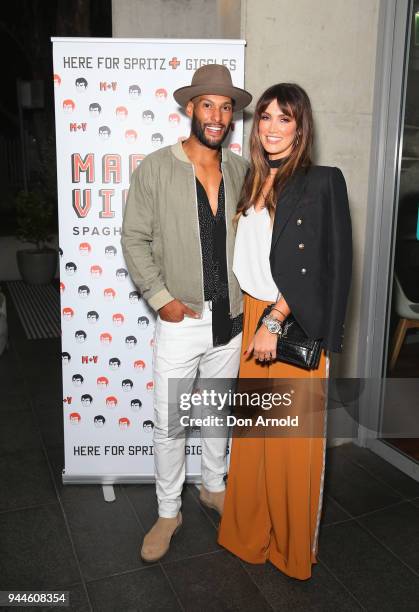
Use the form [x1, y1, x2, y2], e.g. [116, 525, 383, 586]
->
[233, 206, 280, 302]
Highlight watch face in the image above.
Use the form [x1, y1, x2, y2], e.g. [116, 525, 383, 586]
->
[264, 317, 282, 334]
[270, 321, 281, 333]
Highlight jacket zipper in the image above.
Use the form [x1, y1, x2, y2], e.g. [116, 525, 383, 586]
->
[191, 164, 205, 317]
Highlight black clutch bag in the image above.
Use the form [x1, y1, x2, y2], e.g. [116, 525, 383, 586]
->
[256, 305, 322, 370]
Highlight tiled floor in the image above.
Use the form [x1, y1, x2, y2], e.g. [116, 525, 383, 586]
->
[1, 285, 419, 611]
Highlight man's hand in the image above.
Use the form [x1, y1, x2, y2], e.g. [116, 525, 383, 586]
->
[158, 299, 199, 322]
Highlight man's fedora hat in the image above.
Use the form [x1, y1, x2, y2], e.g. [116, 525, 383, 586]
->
[173, 64, 252, 112]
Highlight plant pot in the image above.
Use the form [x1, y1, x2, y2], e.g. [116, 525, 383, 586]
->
[16, 248, 58, 285]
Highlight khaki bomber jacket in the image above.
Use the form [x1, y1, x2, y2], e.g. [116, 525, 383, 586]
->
[121, 140, 248, 316]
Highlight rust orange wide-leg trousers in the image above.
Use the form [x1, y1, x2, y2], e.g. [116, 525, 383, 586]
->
[218, 294, 328, 580]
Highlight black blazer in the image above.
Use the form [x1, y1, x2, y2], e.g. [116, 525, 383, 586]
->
[269, 165, 352, 353]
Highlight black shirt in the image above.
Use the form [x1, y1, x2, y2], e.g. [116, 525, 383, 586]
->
[195, 177, 242, 347]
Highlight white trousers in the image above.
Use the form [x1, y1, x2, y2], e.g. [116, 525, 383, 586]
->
[152, 302, 242, 517]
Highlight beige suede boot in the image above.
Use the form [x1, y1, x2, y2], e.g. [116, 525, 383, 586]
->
[199, 486, 225, 516]
[140, 513, 182, 562]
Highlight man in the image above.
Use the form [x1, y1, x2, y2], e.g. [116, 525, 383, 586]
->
[121, 64, 252, 562]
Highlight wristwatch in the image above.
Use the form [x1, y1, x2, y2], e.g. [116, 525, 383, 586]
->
[262, 315, 283, 335]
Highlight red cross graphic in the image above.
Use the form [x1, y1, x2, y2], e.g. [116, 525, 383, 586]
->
[169, 57, 181, 69]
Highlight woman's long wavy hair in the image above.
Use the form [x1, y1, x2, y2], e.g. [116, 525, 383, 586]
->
[236, 83, 313, 220]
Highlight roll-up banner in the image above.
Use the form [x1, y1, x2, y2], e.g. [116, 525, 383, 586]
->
[52, 38, 245, 483]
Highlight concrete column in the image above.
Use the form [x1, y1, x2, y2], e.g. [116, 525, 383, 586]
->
[112, 0, 240, 38]
[242, 0, 380, 377]
[217, 0, 241, 38]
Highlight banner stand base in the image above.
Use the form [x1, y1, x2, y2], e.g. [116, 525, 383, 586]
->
[62, 471, 202, 485]
[102, 484, 116, 503]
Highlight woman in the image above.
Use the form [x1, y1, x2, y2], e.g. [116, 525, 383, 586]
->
[218, 84, 352, 580]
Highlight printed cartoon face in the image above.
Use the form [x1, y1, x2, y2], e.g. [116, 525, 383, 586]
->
[112, 313, 124, 326]
[61, 352, 71, 365]
[119, 417, 130, 429]
[109, 357, 121, 370]
[75, 77, 88, 90]
[125, 335, 137, 349]
[229, 143, 242, 155]
[100, 333, 112, 345]
[151, 133, 163, 145]
[104, 288, 116, 300]
[129, 84, 141, 98]
[146, 381, 154, 391]
[79, 242, 91, 255]
[105, 245, 117, 258]
[62, 307, 74, 320]
[134, 359, 146, 370]
[97, 376, 109, 388]
[122, 379, 133, 391]
[90, 265, 102, 277]
[69, 412, 81, 424]
[116, 268, 128, 281]
[129, 291, 140, 303]
[54, 74, 61, 87]
[168, 112, 180, 126]
[87, 311, 99, 324]
[89, 102, 102, 116]
[94, 415, 105, 427]
[78, 285, 90, 298]
[130, 399, 142, 411]
[125, 129, 137, 143]
[155, 88, 167, 100]
[142, 110, 155, 124]
[99, 125, 111, 139]
[65, 262, 77, 275]
[143, 419, 154, 432]
[72, 374, 84, 386]
[63, 99, 75, 113]
[60, 282, 65, 293]
[116, 106, 128, 120]
[106, 396, 118, 408]
[137, 316, 149, 328]
[75, 330, 87, 343]
[81, 394, 93, 407]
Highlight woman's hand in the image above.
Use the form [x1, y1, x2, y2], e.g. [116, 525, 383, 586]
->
[244, 325, 278, 362]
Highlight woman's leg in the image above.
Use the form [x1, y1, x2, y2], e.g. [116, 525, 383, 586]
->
[218, 294, 272, 562]
[263, 352, 328, 579]
[219, 294, 328, 579]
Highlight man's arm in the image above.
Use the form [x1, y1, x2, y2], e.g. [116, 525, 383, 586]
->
[121, 161, 173, 311]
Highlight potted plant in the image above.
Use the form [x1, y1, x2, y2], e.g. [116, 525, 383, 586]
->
[15, 189, 58, 284]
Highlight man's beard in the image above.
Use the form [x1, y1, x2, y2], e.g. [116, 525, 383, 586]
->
[191, 114, 231, 150]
